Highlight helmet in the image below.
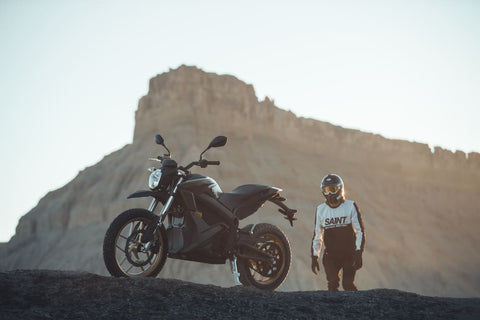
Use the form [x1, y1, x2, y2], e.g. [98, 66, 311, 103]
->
[321, 174, 345, 207]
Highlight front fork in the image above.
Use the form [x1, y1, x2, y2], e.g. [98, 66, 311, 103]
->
[149, 176, 185, 226]
[144, 177, 185, 244]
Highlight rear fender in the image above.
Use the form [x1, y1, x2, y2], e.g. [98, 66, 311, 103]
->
[268, 194, 297, 226]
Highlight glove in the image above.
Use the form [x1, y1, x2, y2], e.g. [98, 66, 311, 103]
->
[353, 250, 363, 270]
[311, 255, 320, 274]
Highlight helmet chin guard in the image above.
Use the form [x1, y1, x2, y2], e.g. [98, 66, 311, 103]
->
[325, 193, 344, 207]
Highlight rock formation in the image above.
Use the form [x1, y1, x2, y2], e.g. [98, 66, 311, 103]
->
[1, 65, 479, 297]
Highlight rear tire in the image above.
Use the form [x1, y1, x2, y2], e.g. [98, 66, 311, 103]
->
[237, 223, 291, 291]
[103, 209, 168, 277]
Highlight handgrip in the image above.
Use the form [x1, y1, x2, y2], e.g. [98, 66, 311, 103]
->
[186, 160, 221, 169]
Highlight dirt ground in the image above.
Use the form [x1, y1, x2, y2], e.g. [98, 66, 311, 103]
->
[1, 270, 479, 320]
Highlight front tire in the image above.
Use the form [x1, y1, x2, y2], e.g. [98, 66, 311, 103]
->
[103, 209, 168, 277]
[237, 223, 291, 291]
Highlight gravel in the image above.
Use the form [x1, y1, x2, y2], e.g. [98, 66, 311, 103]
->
[1, 270, 479, 320]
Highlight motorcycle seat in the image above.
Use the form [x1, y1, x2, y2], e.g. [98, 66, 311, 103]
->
[218, 184, 279, 216]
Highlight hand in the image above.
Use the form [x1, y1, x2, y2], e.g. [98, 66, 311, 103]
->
[311, 255, 320, 274]
[353, 250, 363, 270]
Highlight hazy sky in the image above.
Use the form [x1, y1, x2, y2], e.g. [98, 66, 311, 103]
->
[1, 0, 479, 242]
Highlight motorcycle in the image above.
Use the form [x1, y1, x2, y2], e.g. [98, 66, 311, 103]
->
[103, 134, 297, 290]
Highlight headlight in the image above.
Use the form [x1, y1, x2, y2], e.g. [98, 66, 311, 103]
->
[148, 170, 162, 189]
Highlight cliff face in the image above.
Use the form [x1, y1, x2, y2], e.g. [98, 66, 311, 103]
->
[1, 65, 479, 297]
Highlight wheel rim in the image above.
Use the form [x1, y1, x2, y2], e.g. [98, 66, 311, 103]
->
[114, 217, 164, 277]
[246, 233, 287, 286]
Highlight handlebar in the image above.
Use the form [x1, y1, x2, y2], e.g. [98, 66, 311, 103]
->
[183, 159, 221, 170]
[148, 154, 171, 162]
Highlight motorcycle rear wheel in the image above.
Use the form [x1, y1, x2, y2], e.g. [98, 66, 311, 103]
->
[237, 223, 291, 291]
[103, 209, 167, 277]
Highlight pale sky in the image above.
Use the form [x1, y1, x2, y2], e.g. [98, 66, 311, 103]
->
[1, 0, 479, 242]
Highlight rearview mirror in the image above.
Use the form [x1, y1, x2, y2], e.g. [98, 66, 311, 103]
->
[154, 134, 171, 156]
[208, 136, 227, 148]
[200, 136, 227, 160]
[155, 134, 164, 145]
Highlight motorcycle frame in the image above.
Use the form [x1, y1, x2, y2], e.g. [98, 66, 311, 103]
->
[129, 171, 296, 263]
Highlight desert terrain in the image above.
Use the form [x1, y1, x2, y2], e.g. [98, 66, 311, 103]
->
[1, 66, 479, 298]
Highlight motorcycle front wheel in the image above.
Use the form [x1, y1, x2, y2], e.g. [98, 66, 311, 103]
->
[237, 223, 291, 291]
[103, 209, 167, 277]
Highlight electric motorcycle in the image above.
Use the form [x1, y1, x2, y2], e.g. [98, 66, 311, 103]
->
[103, 134, 297, 290]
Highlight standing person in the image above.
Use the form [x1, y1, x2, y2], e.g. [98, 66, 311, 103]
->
[311, 174, 365, 291]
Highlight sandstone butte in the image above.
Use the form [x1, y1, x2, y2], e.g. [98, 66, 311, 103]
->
[1, 65, 479, 297]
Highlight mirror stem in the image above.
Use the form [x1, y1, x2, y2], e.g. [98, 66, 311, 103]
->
[162, 144, 171, 156]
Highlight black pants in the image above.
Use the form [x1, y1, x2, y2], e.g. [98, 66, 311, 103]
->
[322, 252, 357, 291]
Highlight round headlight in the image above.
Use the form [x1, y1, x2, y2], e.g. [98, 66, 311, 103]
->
[148, 170, 162, 189]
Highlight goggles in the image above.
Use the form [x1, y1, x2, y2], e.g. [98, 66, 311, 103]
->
[322, 185, 340, 195]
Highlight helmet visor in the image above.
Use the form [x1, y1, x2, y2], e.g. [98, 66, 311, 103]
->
[322, 185, 340, 195]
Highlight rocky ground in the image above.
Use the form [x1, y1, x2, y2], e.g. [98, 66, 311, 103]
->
[1, 270, 479, 319]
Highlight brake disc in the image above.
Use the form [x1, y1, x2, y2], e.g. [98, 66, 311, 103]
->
[249, 241, 282, 277]
[125, 229, 154, 267]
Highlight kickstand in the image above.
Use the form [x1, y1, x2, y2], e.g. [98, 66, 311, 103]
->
[230, 256, 241, 286]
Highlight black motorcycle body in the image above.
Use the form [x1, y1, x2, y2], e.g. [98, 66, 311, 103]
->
[103, 135, 297, 290]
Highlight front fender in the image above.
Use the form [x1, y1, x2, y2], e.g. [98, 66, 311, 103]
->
[127, 190, 168, 204]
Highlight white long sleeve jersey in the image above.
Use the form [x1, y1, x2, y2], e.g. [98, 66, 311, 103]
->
[311, 200, 365, 257]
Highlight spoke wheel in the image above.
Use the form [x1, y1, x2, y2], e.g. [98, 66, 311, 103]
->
[103, 209, 167, 278]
